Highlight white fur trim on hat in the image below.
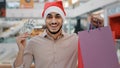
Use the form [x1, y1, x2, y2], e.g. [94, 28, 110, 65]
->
[44, 6, 65, 20]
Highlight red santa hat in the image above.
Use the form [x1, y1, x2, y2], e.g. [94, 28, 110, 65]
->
[42, 1, 66, 20]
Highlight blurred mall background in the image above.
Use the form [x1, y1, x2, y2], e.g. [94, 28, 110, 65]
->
[0, 0, 120, 68]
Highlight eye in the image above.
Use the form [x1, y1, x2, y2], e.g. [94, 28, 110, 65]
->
[55, 14, 62, 19]
[46, 14, 53, 19]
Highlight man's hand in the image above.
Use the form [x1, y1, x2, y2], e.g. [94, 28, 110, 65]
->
[16, 32, 29, 51]
[14, 32, 29, 68]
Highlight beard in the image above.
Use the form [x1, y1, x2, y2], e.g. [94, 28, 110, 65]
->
[46, 25, 62, 34]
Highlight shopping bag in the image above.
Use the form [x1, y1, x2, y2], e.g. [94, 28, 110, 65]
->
[78, 26, 120, 68]
[78, 39, 84, 68]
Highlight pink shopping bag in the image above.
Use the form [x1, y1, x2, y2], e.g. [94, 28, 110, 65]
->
[78, 26, 120, 68]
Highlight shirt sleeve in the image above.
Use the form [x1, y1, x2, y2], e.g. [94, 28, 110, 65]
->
[13, 40, 34, 68]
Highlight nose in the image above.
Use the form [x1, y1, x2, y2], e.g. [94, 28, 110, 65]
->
[51, 18, 57, 24]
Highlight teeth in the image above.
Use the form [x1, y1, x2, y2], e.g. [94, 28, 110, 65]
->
[51, 25, 57, 27]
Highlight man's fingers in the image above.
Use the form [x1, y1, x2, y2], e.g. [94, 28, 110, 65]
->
[16, 33, 29, 44]
[17, 33, 30, 40]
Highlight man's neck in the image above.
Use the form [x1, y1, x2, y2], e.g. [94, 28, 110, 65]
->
[46, 30, 62, 40]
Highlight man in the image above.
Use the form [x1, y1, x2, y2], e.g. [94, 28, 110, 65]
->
[88, 14, 104, 29]
[14, 1, 78, 68]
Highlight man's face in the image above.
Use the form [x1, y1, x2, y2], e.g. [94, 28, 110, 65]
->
[45, 12, 63, 34]
[91, 14, 104, 27]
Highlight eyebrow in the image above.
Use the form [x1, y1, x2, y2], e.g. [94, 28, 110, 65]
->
[47, 13, 61, 16]
[56, 14, 60, 16]
[47, 14, 51, 16]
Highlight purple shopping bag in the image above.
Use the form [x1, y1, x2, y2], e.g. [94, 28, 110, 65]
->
[78, 26, 120, 68]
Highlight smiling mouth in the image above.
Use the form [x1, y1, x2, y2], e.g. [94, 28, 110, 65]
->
[47, 24, 62, 34]
[50, 24, 58, 28]
[51, 25, 57, 27]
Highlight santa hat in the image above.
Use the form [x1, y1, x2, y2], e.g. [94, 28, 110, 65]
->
[42, 1, 66, 20]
